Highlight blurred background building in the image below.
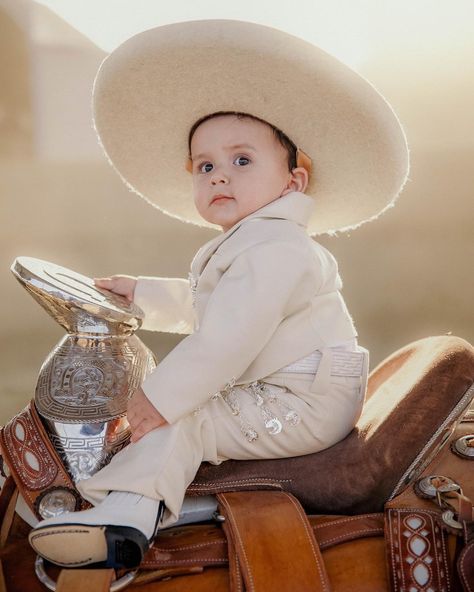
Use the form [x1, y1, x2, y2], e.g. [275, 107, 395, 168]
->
[0, 0, 473, 424]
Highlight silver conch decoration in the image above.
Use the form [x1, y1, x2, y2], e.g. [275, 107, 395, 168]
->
[11, 257, 156, 488]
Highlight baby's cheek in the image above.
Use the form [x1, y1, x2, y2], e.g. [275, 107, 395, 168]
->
[193, 194, 204, 208]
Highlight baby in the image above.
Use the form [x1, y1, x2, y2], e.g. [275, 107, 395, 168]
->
[27, 19, 408, 571]
[97, 112, 318, 445]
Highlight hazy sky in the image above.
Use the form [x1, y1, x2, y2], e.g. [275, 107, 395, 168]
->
[34, 0, 474, 68]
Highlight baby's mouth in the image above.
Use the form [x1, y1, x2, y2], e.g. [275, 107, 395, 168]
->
[210, 195, 234, 205]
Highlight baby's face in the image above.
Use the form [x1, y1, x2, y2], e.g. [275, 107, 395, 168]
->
[189, 115, 293, 232]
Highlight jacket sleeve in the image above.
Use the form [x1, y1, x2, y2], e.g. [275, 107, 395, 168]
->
[134, 276, 194, 334]
[141, 240, 316, 423]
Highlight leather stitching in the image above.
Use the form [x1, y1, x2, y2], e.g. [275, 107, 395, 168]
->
[152, 540, 224, 552]
[2, 410, 58, 490]
[30, 527, 93, 539]
[312, 513, 383, 528]
[234, 557, 243, 592]
[231, 540, 243, 592]
[319, 527, 383, 546]
[285, 493, 329, 592]
[141, 557, 227, 566]
[144, 519, 383, 569]
[187, 478, 291, 490]
[219, 495, 255, 591]
[387, 507, 443, 517]
[438, 517, 450, 589]
[21, 488, 35, 508]
[235, 566, 243, 592]
[1, 403, 80, 519]
[145, 524, 384, 566]
[387, 508, 450, 592]
[387, 510, 399, 592]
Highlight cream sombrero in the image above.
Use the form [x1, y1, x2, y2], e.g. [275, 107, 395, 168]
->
[92, 19, 409, 235]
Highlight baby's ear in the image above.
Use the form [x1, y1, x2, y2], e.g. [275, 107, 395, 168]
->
[296, 149, 312, 177]
[185, 158, 193, 173]
[286, 166, 310, 194]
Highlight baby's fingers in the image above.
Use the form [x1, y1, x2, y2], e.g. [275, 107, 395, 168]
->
[94, 277, 114, 289]
[94, 275, 136, 301]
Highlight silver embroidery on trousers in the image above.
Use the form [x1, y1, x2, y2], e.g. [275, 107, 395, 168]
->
[217, 379, 301, 442]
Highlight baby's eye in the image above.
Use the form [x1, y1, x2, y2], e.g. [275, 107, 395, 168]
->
[233, 155, 250, 166]
[199, 162, 213, 173]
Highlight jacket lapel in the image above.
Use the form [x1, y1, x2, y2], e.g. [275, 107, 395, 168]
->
[190, 222, 243, 277]
[190, 191, 315, 277]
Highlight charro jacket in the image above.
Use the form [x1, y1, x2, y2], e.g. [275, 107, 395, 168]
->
[134, 191, 357, 424]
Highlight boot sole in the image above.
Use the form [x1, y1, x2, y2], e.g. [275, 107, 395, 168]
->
[28, 523, 147, 568]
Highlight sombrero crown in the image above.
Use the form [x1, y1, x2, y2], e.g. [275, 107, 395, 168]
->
[93, 19, 409, 235]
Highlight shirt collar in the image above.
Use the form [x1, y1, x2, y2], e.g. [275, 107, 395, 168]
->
[191, 192, 315, 276]
[234, 191, 315, 230]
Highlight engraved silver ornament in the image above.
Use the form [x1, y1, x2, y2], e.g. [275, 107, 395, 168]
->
[11, 257, 156, 483]
[451, 435, 474, 459]
[36, 487, 80, 519]
[265, 417, 283, 435]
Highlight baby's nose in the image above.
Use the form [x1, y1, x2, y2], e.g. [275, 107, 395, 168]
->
[210, 169, 229, 185]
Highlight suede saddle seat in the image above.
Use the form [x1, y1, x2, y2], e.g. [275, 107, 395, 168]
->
[187, 335, 474, 515]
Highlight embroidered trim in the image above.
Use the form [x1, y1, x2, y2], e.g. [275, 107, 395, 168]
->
[2, 410, 58, 490]
[215, 380, 301, 442]
[386, 508, 450, 592]
[279, 349, 365, 376]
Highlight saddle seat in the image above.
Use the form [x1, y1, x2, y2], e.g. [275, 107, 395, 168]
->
[186, 335, 474, 515]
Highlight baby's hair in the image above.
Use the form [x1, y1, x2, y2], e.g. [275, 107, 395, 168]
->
[187, 111, 298, 172]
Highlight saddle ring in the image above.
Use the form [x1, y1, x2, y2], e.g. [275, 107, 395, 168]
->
[34, 555, 138, 591]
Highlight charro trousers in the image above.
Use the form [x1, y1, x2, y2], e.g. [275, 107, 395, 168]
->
[76, 347, 368, 528]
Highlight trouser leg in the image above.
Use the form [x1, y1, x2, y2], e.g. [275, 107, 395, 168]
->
[76, 406, 220, 528]
[76, 382, 317, 528]
[77, 373, 363, 529]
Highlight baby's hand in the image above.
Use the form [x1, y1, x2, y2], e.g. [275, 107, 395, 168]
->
[127, 387, 168, 443]
[94, 275, 137, 302]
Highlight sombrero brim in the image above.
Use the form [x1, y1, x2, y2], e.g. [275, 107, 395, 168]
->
[93, 19, 409, 235]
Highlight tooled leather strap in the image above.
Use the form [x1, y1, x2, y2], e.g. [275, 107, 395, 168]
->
[216, 490, 331, 592]
[143, 513, 384, 570]
[222, 518, 245, 592]
[385, 508, 452, 592]
[0, 400, 88, 519]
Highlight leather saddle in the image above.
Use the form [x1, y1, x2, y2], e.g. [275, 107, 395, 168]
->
[0, 334, 473, 592]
